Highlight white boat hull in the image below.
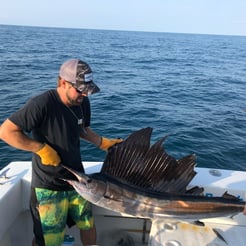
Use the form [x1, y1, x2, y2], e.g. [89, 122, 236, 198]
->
[0, 161, 245, 245]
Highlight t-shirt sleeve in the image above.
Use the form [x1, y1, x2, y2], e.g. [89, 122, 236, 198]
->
[8, 98, 45, 132]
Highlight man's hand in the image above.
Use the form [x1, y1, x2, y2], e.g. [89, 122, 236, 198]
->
[99, 137, 123, 151]
[35, 143, 61, 166]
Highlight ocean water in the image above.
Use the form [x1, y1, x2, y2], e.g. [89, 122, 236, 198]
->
[0, 24, 245, 171]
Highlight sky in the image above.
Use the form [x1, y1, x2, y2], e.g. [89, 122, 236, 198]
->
[0, 0, 246, 36]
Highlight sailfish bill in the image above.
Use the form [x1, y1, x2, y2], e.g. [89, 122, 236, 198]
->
[64, 127, 245, 220]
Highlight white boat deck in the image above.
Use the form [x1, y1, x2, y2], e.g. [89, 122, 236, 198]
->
[0, 161, 245, 245]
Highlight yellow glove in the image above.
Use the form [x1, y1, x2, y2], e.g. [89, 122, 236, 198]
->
[99, 137, 123, 151]
[35, 143, 61, 166]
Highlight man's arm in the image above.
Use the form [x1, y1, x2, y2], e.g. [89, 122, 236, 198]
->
[0, 119, 42, 152]
[80, 127, 102, 147]
[80, 127, 123, 151]
[0, 119, 61, 166]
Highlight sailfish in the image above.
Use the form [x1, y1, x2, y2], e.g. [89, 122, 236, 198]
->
[64, 127, 245, 220]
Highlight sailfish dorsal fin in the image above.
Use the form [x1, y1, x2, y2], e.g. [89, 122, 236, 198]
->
[101, 127, 199, 194]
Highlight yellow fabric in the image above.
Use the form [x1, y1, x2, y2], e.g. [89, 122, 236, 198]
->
[35, 143, 61, 166]
[35, 188, 94, 245]
[99, 137, 123, 151]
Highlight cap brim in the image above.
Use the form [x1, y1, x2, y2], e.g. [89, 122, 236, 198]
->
[77, 81, 100, 95]
[88, 82, 100, 95]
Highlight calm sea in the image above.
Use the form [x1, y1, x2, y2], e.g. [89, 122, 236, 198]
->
[0, 25, 245, 171]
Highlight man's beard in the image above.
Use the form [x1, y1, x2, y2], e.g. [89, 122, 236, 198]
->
[66, 92, 83, 106]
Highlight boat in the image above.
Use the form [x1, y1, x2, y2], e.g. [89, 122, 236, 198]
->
[0, 161, 245, 246]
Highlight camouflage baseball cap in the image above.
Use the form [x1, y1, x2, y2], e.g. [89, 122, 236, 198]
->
[59, 59, 100, 95]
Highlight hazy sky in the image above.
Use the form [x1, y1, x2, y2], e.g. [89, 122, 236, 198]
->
[1, 0, 246, 36]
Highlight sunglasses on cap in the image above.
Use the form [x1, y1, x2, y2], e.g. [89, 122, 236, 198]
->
[67, 81, 100, 95]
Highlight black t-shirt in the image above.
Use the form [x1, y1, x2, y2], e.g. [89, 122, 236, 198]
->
[9, 89, 91, 190]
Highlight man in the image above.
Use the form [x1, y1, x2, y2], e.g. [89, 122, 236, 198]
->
[0, 59, 122, 246]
